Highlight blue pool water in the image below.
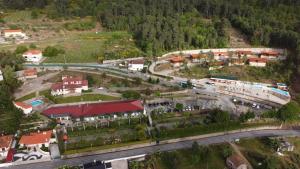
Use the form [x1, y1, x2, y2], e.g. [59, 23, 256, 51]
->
[31, 100, 44, 107]
[271, 88, 290, 96]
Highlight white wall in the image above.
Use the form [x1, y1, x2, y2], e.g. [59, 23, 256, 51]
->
[22, 53, 43, 63]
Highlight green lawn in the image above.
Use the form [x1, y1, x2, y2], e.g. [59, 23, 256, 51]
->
[16, 89, 50, 101]
[54, 94, 120, 104]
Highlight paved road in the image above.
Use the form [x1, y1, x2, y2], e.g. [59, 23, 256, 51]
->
[5, 129, 300, 169]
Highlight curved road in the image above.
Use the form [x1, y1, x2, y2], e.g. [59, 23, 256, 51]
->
[5, 129, 300, 169]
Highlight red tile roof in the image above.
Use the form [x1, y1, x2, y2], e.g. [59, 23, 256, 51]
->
[227, 154, 246, 167]
[213, 52, 228, 56]
[43, 100, 144, 118]
[129, 59, 144, 64]
[24, 68, 37, 76]
[261, 51, 280, 56]
[3, 29, 22, 33]
[23, 50, 42, 55]
[248, 58, 267, 63]
[14, 102, 32, 109]
[0, 135, 13, 148]
[190, 54, 207, 59]
[52, 76, 88, 91]
[170, 56, 184, 63]
[237, 50, 252, 55]
[19, 130, 52, 146]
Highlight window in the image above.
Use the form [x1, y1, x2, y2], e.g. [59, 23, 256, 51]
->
[2, 148, 5, 152]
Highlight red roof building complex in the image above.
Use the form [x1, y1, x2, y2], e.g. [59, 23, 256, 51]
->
[43, 100, 145, 122]
[248, 58, 268, 67]
[19, 130, 54, 148]
[51, 75, 88, 96]
[0, 135, 13, 160]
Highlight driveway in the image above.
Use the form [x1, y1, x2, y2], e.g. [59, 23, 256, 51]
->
[14, 72, 60, 99]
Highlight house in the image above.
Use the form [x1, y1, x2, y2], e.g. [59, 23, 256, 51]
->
[213, 52, 228, 60]
[276, 83, 288, 91]
[260, 51, 280, 60]
[128, 59, 144, 71]
[229, 58, 245, 66]
[226, 154, 247, 169]
[169, 56, 184, 67]
[0, 70, 3, 81]
[14, 102, 33, 115]
[3, 29, 26, 39]
[248, 58, 267, 67]
[19, 130, 54, 148]
[24, 68, 38, 79]
[0, 135, 13, 160]
[190, 54, 207, 63]
[51, 76, 88, 96]
[43, 100, 145, 123]
[209, 61, 225, 70]
[22, 50, 43, 63]
[235, 50, 252, 59]
[277, 140, 294, 152]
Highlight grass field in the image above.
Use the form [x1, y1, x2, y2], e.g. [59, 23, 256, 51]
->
[54, 94, 120, 104]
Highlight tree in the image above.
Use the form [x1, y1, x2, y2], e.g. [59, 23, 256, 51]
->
[277, 101, 300, 121]
[262, 156, 280, 169]
[210, 109, 230, 124]
[43, 46, 65, 57]
[3, 66, 21, 91]
[175, 103, 184, 112]
[15, 45, 28, 54]
[29, 43, 37, 49]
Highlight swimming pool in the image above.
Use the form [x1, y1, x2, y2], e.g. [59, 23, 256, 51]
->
[31, 100, 44, 107]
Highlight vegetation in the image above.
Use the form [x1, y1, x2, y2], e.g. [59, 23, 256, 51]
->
[43, 46, 65, 57]
[122, 90, 141, 99]
[54, 94, 119, 104]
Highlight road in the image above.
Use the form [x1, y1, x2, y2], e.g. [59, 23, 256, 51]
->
[5, 129, 300, 169]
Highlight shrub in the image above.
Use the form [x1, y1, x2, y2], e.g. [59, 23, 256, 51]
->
[43, 46, 65, 57]
[15, 45, 28, 54]
[122, 90, 141, 99]
[64, 21, 95, 31]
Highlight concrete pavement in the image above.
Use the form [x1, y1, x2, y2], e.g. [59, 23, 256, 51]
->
[4, 129, 300, 169]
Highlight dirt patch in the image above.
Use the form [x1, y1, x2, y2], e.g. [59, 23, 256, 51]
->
[228, 26, 251, 48]
[154, 63, 172, 72]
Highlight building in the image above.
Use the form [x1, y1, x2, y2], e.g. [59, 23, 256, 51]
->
[128, 60, 144, 71]
[169, 56, 184, 67]
[51, 76, 88, 96]
[226, 154, 247, 169]
[0, 70, 3, 81]
[260, 51, 280, 60]
[22, 50, 43, 63]
[236, 50, 252, 58]
[14, 102, 33, 115]
[0, 135, 13, 160]
[277, 140, 294, 152]
[190, 54, 207, 63]
[23, 68, 38, 79]
[213, 52, 228, 60]
[19, 130, 54, 148]
[248, 58, 267, 67]
[229, 58, 245, 66]
[2, 29, 26, 39]
[43, 100, 145, 123]
[208, 61, 225, 70]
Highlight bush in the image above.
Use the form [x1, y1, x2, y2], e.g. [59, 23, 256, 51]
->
[277, 101, 300, 121]
[122, 90, 141, 99]
[43, 46, 65, 57]
[15, 45, 28, 54]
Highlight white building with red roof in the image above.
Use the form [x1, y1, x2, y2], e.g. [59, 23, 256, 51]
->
[248, 58, 267, 67]
[43, 100, 145, 122]
[19, 130, 54, 148]
[128, 59, 145, 71]
[22, 49, 43, 63]
[2, 29, 26, 39]
[14, 102, 33, 115]
[51, 76, 88, 96]
[0, 135, 13, 160]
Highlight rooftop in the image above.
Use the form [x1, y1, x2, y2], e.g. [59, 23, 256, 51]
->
[169, 56, 184, 63]
[23, 49, 42, 55]
[3, 29, 22, 33]
[43, 100, 144, 118]
[248, 58, 268, 63]
[19, 130, 52, 145]
[0, 135, 13, 148]
[24, 68, 37, 76]
[14, 102, 32, 109]
[129, 59, 144, 64]
[227, 154, 246, 167]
